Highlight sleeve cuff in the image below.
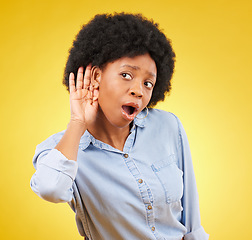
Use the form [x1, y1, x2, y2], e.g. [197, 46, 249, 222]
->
[38, 149, 78, 180]
[184, 226, 209, 240]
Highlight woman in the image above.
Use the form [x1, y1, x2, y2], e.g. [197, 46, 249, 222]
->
[30, 13, 209, 240]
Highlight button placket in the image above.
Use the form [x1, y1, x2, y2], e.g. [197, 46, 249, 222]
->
[122, 154, 156, 238]
[121, 129, 159, 239]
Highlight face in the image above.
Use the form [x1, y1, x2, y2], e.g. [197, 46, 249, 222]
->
[93, 53, 157, 129]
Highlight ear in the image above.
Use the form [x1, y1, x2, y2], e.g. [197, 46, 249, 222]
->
[91, 66, 101, 89]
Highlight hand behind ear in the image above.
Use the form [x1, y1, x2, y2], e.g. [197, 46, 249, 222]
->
[69, 64, 99, 126]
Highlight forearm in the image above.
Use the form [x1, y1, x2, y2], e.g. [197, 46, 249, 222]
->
[55, 120, 87, 161]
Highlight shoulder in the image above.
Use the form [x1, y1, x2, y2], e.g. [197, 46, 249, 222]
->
[148, 109, 190, 148]
[141, 108, 183, 143]
[147, 108, 181, 130]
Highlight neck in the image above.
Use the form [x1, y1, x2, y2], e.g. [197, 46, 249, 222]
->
[87, 109, 131, 152]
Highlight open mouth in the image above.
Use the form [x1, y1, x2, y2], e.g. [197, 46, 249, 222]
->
[122, 105, 136, 115]
[121, 104, 139, 121]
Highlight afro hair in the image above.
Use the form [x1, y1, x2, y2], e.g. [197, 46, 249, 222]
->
[63, 12, 175, 107]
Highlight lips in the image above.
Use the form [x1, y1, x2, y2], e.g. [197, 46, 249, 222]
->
[121, 103, 139, 121]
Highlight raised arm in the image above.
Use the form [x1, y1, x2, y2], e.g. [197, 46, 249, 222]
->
[55, 65, 99, 161]
[30, 65, 99, 203]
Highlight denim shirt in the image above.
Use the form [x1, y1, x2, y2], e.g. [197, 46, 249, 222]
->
[30, 109, 209, 240]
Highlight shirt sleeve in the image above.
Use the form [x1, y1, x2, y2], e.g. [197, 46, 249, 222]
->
[176, 117, 209, 240]
[30, 135, 78, 203]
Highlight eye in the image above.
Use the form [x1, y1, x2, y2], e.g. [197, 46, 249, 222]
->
[144, 81, 154, 89]
[121, 73, 132, 80]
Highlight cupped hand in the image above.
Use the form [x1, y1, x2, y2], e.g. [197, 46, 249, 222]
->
[69, 64, 99, 126]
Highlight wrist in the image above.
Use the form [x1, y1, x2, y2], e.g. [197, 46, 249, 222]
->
[68, 119, 87, 136]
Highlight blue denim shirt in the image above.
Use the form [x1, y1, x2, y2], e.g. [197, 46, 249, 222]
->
[30, 109, 209, 240]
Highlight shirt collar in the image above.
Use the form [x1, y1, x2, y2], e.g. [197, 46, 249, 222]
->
[79, 130, 92, 150]
[79, 109, 147, 150]
[133, 109, 147, 128]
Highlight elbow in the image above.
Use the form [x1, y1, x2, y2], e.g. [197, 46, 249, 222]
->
[38, 183, 68, 203]
[30, 169, 73, 203]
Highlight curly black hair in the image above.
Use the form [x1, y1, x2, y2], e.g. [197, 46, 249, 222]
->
[63, 12, 175, 107]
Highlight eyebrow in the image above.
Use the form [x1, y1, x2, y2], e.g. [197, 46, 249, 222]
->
[120, 64, 156, 78]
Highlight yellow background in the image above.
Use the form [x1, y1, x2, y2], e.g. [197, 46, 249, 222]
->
[0, 0, 251, 239]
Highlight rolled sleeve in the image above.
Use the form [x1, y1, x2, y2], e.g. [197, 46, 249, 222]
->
[38, 149, 78, 180]
[31, 148, 78, 203]
[184, 226, 209, 240]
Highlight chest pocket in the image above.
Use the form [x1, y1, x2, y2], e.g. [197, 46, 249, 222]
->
[151, 154, 183, 204]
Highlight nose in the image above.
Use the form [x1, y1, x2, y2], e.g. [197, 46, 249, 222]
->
[130, 81, 143, 98]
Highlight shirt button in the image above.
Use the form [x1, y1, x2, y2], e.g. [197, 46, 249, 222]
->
[138, 179, 143, 184]
[123, 153, 129, 158]
[151, 226, 155, 231]
[148, 205, 152, 210]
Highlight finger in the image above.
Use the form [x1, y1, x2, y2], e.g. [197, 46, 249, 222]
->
[93, 89, 99, 101]
[76, 67, 84, 90]
[89, 79, 93, 100]
[83, 64, 92, 90]
[92, 98, 99, 109]
[87, 87, 93, 103]
[69, 72, 75, 93]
